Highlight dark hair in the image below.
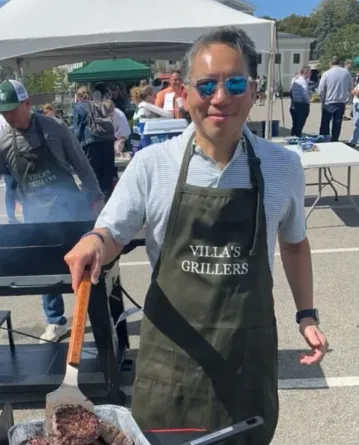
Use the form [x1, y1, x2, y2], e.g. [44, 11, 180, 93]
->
[170, 69, 182, 77]
[94, 82, 106, 96]
[182, 26, 258, 81]
[153, 78, 162, 87]
[331, 56, 340, 66]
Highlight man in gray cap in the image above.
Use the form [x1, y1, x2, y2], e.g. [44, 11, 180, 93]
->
[0, 79, 104, 343]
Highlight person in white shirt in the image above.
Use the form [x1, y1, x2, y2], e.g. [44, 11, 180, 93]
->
[290, 66, 311, 137]
[103, 99, 131, 155]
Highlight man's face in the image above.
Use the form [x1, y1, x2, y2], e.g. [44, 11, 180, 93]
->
[186, 43, 257, 143]
[2, 100, 31, 129]
[304, 69, 311, 79]
[169, 73, 182, 91]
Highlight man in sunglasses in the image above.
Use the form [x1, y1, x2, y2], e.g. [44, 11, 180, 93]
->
[65, 26, 328, 444]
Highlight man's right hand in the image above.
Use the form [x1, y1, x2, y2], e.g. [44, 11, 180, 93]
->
[64, 234, 105, 293]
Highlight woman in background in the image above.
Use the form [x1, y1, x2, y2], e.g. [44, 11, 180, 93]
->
[103, 99, 131, 157]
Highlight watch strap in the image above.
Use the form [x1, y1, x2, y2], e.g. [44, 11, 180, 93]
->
[296, 308, 318, 324]
[81, 231, 105, 244]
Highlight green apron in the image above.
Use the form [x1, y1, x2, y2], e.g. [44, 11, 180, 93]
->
[11, 117, 90, 223]
[131, 133, 279, 444]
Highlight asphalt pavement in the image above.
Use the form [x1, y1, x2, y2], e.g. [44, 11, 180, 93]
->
[1, 99, 359, 444]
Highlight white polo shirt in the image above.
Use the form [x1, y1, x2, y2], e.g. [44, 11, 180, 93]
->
[96, 123, 306, 271]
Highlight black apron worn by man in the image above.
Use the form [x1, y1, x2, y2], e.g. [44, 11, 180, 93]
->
[131, 135, 278, 444]
[9, 114, 90, 223]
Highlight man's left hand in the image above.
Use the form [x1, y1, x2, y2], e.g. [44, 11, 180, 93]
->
[299, 318, 329, 365]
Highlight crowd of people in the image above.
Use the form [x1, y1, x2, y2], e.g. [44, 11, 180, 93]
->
[0, 69, 190, 342]
[289, 56, 358, 144]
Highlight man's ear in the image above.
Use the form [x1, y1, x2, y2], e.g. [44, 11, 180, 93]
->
[250, 81, 258, 104]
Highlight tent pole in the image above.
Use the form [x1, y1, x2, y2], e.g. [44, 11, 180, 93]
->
[265, 22, 276, 140]
[15, 59, 24, 82]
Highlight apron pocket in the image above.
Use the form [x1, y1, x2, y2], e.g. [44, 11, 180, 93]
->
[136, 343, 174, 386]
[243, 326, 278, 391]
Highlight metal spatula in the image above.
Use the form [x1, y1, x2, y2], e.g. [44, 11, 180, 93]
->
[45, 270, 93, 432]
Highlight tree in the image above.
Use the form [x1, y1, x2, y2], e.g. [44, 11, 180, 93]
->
[0, 65, 14, 82]
[276, 14, 318, 37]
[312, 0, 359, 59]
[319, 23, 359, 68]
[24, 68, 68, 95]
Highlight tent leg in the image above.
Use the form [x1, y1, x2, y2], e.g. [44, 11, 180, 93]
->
[265, 22, 276, 140]
[15, 59, 24, 82]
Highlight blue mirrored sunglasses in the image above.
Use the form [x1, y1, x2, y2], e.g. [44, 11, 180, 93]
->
[190, 76, 252, 98]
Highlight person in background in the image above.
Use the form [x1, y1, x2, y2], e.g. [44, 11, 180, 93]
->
[92, 82, 108, 102]
[109, 83, 130, 113]
[155, 69, 183, 118]
[343, 59, 353, 120]
[289, 66, 311, 138]
[0, 79, 103, 343]
[133, 86, 157, 120]
[257, 75, 267, 105]
[73, 86, 116, 202]
[318, 55, 353, 141]
[42, 103, 64, 125]
[152, 78, 162, 95]
[347, 79, 359, 147]
[65, 26, 328, 440]
[139, 79, 148, 88]
[103, 99, 131, 156]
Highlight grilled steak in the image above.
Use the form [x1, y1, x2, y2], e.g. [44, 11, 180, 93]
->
[112, 432, 134, 445]
[21, 438, 49, 445]
[98, 421, 120, 444]
[52, 405, 100, 445]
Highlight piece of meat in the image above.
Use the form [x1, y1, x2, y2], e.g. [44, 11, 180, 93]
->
[51, 404, 100, 445]
[112, 432, 134, 445]
[21, 438, 49, 445]
[98, 421, 120, 444]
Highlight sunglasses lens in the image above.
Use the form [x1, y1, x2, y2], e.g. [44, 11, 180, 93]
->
[226, 76, 248, 95]
[196, 80, 218, 97]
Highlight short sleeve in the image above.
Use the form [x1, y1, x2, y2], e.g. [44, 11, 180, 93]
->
[278, 155, 306, 244]
[95, 153, 146, 245]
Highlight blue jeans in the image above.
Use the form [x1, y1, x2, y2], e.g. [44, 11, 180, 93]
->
[42, 294, 67, 325]
[349, 103, 359, 145]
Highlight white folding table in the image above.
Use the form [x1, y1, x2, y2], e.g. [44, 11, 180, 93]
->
[283, 142, 359, 224]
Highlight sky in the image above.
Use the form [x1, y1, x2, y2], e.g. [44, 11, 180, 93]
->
[254, 0, 320, 19]
[0, 0, 320, 18]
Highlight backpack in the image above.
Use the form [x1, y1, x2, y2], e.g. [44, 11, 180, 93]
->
[87, 101, 115, 141]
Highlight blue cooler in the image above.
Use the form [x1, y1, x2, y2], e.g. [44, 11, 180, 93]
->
[142, 119, 188, 147]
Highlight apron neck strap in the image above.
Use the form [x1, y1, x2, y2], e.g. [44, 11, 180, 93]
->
[177, 130, 262, 190]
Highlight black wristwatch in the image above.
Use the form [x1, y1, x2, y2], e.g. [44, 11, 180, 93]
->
[296, 308, 319, 324]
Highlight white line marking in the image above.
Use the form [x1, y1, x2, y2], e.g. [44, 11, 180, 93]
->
[120, 261, 150, 266]
[120, 376, 359, 396]
[119, 247, 359, 267]
[279, 376, 359, 389]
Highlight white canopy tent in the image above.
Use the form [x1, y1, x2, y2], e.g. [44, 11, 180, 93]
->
[0, 0, 276, 137]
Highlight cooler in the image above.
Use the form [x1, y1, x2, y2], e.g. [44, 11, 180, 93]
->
[142, 119, 188, 147]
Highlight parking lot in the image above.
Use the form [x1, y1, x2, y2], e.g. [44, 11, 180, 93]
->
[1, 99, 359, 444]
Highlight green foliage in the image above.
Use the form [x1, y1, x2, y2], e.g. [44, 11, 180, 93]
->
[24, 67, 69, 95]
[276, 14, 318, 37]
[0, 65, 14, 82]
[262, 0, 359, 67]
[312, 0, 359, 59]
[319, 24, 359, 67]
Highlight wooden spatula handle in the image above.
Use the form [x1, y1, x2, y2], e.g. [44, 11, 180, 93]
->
[67, 270, 92, 365]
